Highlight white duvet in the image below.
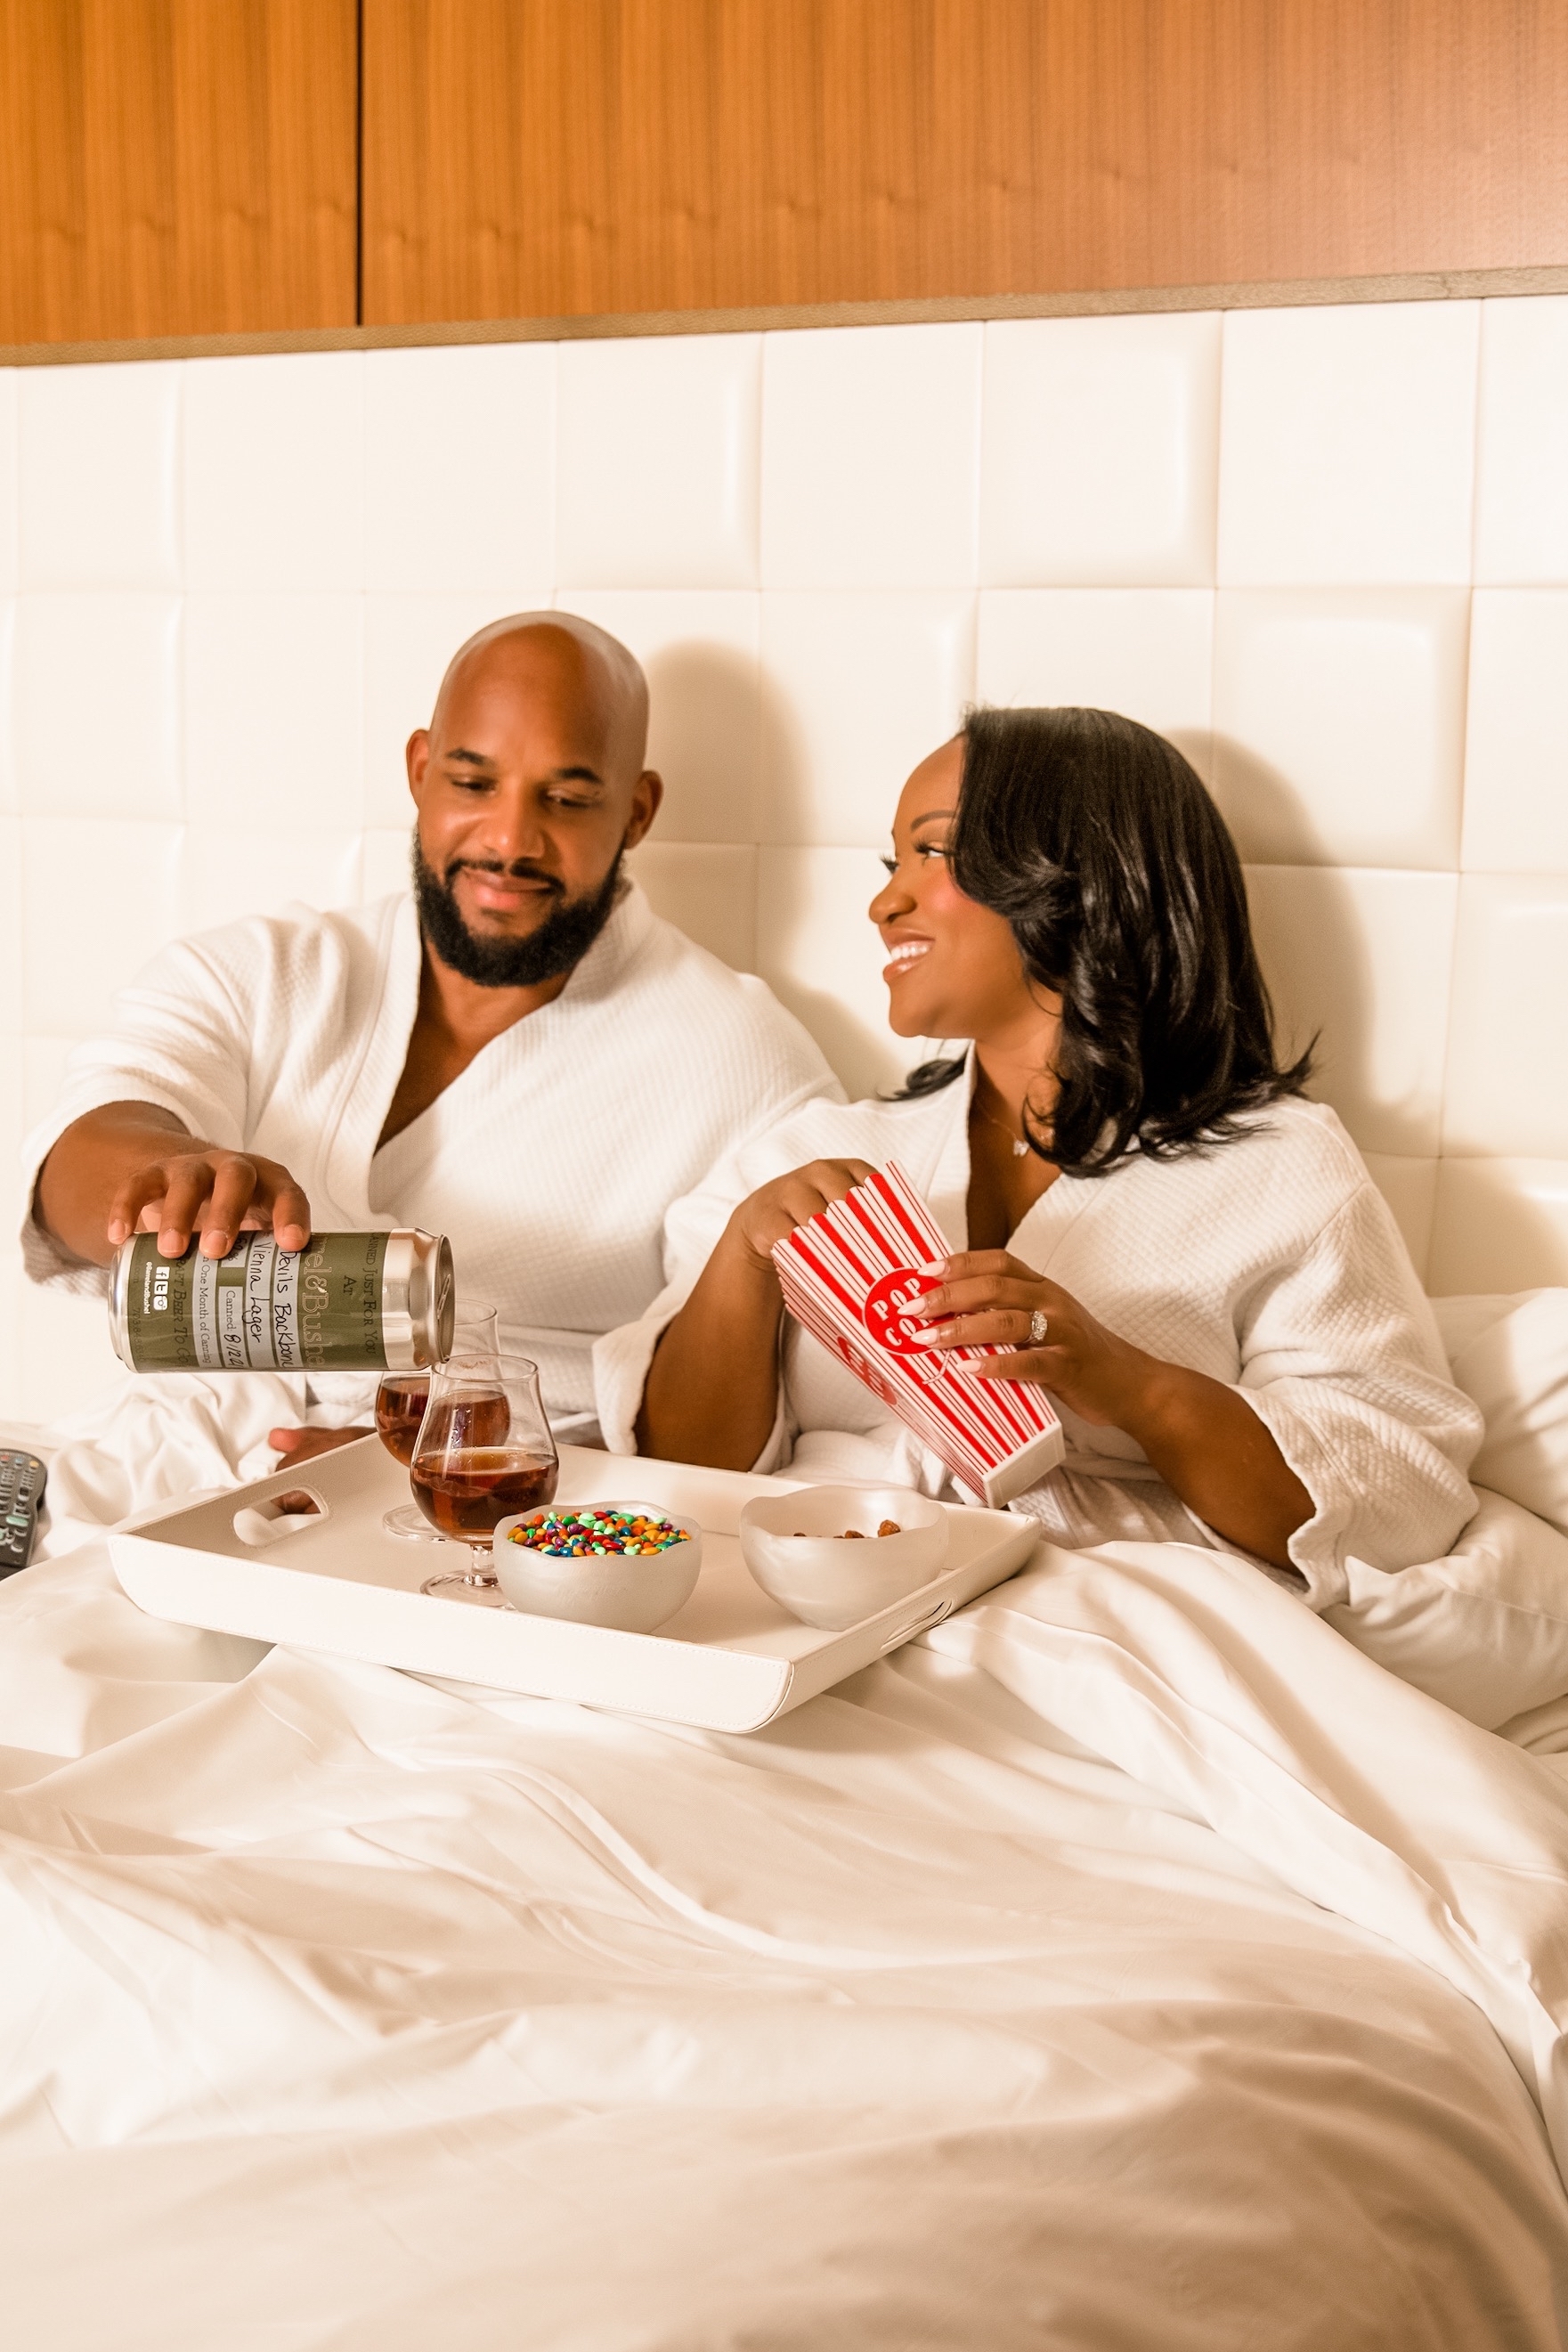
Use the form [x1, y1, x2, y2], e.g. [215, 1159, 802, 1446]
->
[4, 1519, 1568, 2349]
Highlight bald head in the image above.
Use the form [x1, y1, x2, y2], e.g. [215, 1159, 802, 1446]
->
[433, 612, 650, 777]
[406, 610, 663, 992]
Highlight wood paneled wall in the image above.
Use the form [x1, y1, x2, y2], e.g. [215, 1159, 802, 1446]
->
[2, 0, 1565, 349]
[362, 0, 1568, 327]
[0, 0, 357, 345]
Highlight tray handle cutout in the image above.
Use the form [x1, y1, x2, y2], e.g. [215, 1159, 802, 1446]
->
[232, 1487, 330, 1549]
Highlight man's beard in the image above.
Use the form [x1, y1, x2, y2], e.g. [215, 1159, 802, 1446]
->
[411, 835, 624, 988]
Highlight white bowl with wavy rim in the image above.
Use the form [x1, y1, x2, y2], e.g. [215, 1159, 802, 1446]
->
[492, 1501, 702, 1633]
[738, 1485, 949, 1631]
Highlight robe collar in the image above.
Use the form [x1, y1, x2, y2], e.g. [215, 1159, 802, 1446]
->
[328, 880, 656, 1225]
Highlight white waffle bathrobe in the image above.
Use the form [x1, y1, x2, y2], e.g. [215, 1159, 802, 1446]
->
[596, 1063, 1483, 1611]
[21, 883, 840, 1536]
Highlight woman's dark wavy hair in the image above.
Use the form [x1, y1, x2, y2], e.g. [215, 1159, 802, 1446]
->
[899, 706, 1312, 1176]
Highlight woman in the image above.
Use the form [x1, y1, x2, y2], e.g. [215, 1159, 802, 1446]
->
[596, 708, 1480, 1599]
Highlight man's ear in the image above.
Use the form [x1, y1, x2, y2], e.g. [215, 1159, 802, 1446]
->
[406, 728, 431, 805]
[622, 768, 664, 852]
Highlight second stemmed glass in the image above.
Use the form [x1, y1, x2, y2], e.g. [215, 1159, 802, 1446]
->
[413, 1353, 559, 1602]
[376, 1305, 500, 1541]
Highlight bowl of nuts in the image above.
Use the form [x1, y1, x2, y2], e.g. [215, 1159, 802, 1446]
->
[737, 1485, 949, 1631]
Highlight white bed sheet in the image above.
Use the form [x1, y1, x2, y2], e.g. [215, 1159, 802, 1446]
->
[2, 1527, 1567, 2349]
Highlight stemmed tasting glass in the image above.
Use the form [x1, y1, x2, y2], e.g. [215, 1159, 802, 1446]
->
[413, 1353, 558, 1602]
[377, 1306, 500, 1542]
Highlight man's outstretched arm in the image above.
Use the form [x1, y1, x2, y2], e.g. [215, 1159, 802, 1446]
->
[35, 1101, 313, 1268]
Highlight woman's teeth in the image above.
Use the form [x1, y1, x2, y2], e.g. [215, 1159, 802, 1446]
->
[885, 940, 930, 971]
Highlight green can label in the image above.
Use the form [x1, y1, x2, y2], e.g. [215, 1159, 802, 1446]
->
[122, 1232, 389, 1373]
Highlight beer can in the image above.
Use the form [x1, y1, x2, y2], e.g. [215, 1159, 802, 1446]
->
[108, 1229, 455, 1376]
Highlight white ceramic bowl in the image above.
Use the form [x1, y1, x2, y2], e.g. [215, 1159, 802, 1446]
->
[738, 1485, 949, 1631]
[493, 1502, 703, 1634]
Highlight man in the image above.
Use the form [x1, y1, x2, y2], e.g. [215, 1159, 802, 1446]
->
[26, 613, 839, 1486]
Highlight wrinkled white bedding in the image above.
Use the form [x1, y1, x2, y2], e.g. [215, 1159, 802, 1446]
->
[3, 1522, 1567, 2350]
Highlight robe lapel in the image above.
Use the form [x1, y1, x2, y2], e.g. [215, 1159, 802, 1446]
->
[1009, 1161, 1105, 1274]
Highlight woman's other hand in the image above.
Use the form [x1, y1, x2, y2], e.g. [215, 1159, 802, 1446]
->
[721, 1160, 877, 1277]
[911, 1251, 1150, 1428]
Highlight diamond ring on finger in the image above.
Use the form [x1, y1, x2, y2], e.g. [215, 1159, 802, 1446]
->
[1028, 1307, 1049, 1345]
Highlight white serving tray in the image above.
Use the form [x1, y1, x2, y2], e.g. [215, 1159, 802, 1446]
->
[110, 1438, 1040, 1733]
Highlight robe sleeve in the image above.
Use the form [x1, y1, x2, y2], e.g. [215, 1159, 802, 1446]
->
[20, 936, 256, 1295]
[592, 1085, 912, 1470]
[1234, 1182, 1483, 1607]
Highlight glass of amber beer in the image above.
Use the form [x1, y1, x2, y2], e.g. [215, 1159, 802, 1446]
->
[411, 1354, 559, 1601]
[376, 1306, 499, 1540]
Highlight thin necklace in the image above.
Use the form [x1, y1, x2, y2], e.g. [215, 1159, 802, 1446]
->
[971, 1096, 1033, 1159]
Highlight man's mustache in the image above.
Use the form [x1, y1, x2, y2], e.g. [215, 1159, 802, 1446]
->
[444, 858, 565, 898]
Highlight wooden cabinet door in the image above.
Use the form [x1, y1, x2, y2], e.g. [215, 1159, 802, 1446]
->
[0, 0, 358, 346]
[362, 0, 1568, 329]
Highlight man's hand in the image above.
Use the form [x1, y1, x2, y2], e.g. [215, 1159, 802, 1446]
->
[109, 1145, 313, 1261]
[36, 1103, 316, 1269]
[269, 1426, 371, 1465]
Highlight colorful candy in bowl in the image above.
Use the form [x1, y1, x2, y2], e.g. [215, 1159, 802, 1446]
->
[492, 1502, 703, 1632]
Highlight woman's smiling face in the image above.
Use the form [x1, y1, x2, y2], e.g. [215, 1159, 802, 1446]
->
[870, 738, 1044, 1044]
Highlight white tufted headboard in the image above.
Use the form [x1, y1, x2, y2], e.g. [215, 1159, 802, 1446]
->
[4, 295, 1566, 1420]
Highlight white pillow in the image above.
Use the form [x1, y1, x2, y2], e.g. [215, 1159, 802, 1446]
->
[1318, 1291, 1568, 1731]
[1325, 1487, 1568, 1729]
[1430, 1290, 1568, 1539]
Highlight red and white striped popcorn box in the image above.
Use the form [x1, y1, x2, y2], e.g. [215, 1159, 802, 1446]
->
[771, 1161, 1065, 1508]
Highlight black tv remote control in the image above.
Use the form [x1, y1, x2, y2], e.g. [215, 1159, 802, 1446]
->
[0, 1452, 46, 1577]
